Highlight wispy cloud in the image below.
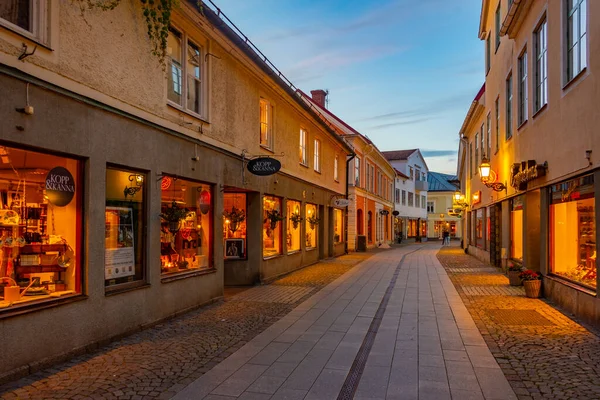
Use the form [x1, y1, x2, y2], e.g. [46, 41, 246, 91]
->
[367, 117, 434, 131]
[421, 150, 457, 158]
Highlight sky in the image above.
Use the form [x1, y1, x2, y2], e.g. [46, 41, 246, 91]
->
[211, 0, 484, 174]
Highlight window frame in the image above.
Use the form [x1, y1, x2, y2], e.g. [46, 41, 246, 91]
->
[486, 32, 491, 74]
[402, 190, 406, 206]
[486, 112, 491, 158]
[495, 96, 500, 153]
[0, 0, 50, 47]
[334, 154, 339, 182]
[534, 18, 548, 114]
[427, 201, 434, 213]
[565, 0, 588, 84]
[299, 128, 307, 166]
[518, 49, 528, 126]
[506, 71, 513, 140]
[354, 157, 361, 186]
[313, 139, 321, 173]
[495, 2, 501, 51]
[259, 98, 274, 150]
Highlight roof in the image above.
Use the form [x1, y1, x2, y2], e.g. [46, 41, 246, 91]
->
[394, 168, 410, 180]
[427, 172, 460, 192]
[382, 149, 417, 161]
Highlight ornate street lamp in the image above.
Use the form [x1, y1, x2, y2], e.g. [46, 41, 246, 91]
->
[478, 156, 506, 192]
[453, 191, 469, 209]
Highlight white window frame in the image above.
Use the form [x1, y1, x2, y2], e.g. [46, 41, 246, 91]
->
[354, 157, 360, 186]
[334, 154, 339, 181]
[421, 195, 426, 209]
[427, 201, 434, 213]
[402, 190, 406, 206]
[260, 98, 273, 150]
[408, 192, 414, 207]
[506, 72, 513, 139]
[299, 128, 307, 166]
[0, 0, 49, 45]
[475, 132, 479, 166]
[566, 0, 587, 83]
[416, 194, 420, 208]
[495, 2, 501, 51]
[486, 32, 491, 74]
[486, 112, 491, 158]
[495, 97, 500, 152]
[534, 19, 548, 112]
[313, 139, 321, 173]
[518, 50, 528, 126]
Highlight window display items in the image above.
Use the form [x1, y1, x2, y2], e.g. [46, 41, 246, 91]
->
[105, 207, 136, 280]
[333, 208, 343, 243]
[160, 201, 190, 234]
[223, 193, 247, 259]
[287, 200, 301, 253]
[305, 204, 319, 249]
[263, 196, 283, 257]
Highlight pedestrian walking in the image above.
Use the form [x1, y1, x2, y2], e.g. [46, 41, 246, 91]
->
[442, 229, 450, 245]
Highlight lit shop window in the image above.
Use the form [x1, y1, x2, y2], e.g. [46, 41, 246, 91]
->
[0, 145, 82, 309]
[333, 208, 343, 244]
[286, 200, 301, 253]
[105, 167, 146, 288]
[305, 203, 318, 249]
[263, 195, 282, 257]
[511, 196, 524, 262]
[550, 174, 596, 289]
[223, 193, 247, 260]
[476, 208, 483, 248]
[159, 176, 212, 275]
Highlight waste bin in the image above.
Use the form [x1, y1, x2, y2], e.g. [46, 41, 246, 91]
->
[356, 235, 367, 252]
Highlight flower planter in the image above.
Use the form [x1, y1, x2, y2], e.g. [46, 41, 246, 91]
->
[523, 280, 542, 298]
[508, 270, 522, 286]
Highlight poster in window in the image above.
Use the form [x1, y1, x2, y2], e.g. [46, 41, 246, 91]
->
[224, 238, 244, 259]
[105, 206, 136, 279]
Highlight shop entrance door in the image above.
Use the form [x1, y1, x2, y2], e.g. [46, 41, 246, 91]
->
[490, 203, 502, 268]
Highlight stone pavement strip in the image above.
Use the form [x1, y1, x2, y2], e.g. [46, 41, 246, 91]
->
[0, 252, 375, 400]
[438, 245, 600, 400]
[173, 245, 516, 400]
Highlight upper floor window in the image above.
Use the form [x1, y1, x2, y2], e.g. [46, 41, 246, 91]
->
[167, 27, 204, 117]
[334, 155, 339, 181]
[421, 172, 426, 181]
[566, 0, 587, 82]
[354, 157, 361, 186]
[469, 142, 473, 178]
[486, 113, 491, 158]
[415, 168, 421, 181]
[495, 2, 501, 51]
[427, 201, 434, 213]
[495, 97, 500, 151]
[369, 164, 375, 192]
[402, 190, 406, 206]
[260, 98, 273, 149]
[416, 193, 421, 208]
[534, 19, 548, 112]
[518, 50, 528, 125]
[299, 129, 307, 165]
[480, 124, 485, 158]
[313, 139, 321, 172]
[475, 133, 479, 167]
[409, 167, 414, 180]
[506, 72, 513, 139]
[422, 195, 426, 209]
[0, 0, 49, 44]
[408, 192, 414, 207]
[486, 32, 491, 74]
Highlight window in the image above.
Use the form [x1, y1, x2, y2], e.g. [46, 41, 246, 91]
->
[480, 124, 485, 158]
[106, 167, 146, 289]
[367, 211, 373, 243]
[369, 165, 375, 192]
[469, 142, 473, 178]
[402, 190, 406, 206]
[518, 51, 528, 125]
[567, 0, 587, 82]
[390, 183, 393, 202]
[223, 193, 247, 259]
[334, 155, 339, 181]
[306, 203, 318, 249]
[506, 72, 513, 140]
[415, 168, 421, 181]
[495, 97, 500, 151]
[475, 133, 479, 167]
[550, 174, 595, 289]
[511, 196, 524, 262]
[486, 33, 491, 74]
[0, 0, 49, 43]
[408, 192, 414, 207]
[263, 195, 282, 257]
[354, 157, 361, 186]
[313, 139, 321, 172]
[409, 167, 414, 180]
[476, 209, 484, 248]
[427, 201, 434, 213]
[486, 113, 491, 158]
[167, 28, 204, 116]
[421, 195, 426, 209]
[416, 194, 420, 208]
[160, 177, 212, 274]
[299, 129, 307, 165]
[395, 189, 400, 204]
[333, 209, 343, 244]
[422, 172, 426, 181]
[286, 200, 301, 253]
[260, 98, 273, 149]
[534, 20, 548, 112]
[378, 172, 383, 196]
[0, 145, 82, 311]
[495, 2, 501, 50]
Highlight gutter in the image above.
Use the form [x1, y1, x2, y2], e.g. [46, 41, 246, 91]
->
[345, 152, 356, 254]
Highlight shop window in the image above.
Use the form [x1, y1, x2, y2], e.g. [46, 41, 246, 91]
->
[223, 193, 246, 260]
[263, 195, 282, 257]
[476, 209, 483, 248]
[105, 167, 146, 289]
[367, 211, 373, 242]
[486, 207, 491, 250]
[0, 145, 82, 310]
[550, 174, 596, 289]
[286, 200, 301, 253]
[333, 208, 343, 244]
[511, 196, 524, 262]
[357, 209, 364, 235]
[305, 203, 318, 249]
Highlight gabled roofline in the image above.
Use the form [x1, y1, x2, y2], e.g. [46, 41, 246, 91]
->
[479, 0, 491, 39]
[459, 83, 485, 136]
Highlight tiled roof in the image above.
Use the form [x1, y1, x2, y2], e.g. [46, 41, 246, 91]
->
[382, 149, 417, 161]
[427, 172, 460, 192]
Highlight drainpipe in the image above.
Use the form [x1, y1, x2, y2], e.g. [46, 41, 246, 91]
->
[345, 152, 356, 254]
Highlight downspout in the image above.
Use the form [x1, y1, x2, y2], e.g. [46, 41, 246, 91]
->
[345, 152, 356, 254]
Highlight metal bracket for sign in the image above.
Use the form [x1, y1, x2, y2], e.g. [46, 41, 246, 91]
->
[240, 149, 285, 185]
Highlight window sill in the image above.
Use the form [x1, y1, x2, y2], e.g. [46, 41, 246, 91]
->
[0, 23, 53, 51]
[0, 294, 87, 320]
[225, 258, 248, 263]
[532, 103, 548, 119]
[545, 274, 596, 296]
[517, 119, 528, 131]
[263, 254, 284, 261]
[306, 247, 317, 251]
[287, 250, 301, 255]
[105, 283, 151, 297]
[300, 162, 309, 168]
[505, 134, 513, 142]
[167, 101, 208, 124]
[260, 145, 275, 154]
[161, 268, 216, 283]
[563, 67, 587, 91]
[314, 170, 321, 174]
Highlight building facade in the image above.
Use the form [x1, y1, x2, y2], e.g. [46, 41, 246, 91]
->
[0, 1, 350, 380]
[384, 150, 429, 240]
[299, 90, 395, 250]
[426, 172, 462, 240]
[459, 0, 600, 327]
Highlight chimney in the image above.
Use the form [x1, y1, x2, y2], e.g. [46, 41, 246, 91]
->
[310, 90, 328, 108]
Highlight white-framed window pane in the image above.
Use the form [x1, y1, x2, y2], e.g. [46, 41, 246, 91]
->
[167, 28, 183, 105]
[0, 0, 31, 32]
[354, 157, 360, 186]
[186, 42, 201, 114]
[402, 190, 406, 206]
[535, 21, 547, 110]
[506, 73, 513, 139]
[299, 129, 307, 164]
[314, 139, 320, 172]
[495, 97, 499, 151]
[334, 155, 339, 181]
[567, 0, 587, 81]
[260, 99, 271, 148]
[486, 113, 491, 157]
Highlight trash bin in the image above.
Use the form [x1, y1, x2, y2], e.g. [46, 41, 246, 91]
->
[356, 235, 367, 252]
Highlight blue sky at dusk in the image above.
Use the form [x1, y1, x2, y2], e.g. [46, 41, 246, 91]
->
[212, 0, 483, 174]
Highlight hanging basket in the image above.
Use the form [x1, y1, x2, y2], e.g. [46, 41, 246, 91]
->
[508, 271, 522, 286]
[523, 280, 542, 298]
[168, 220, 181, 234]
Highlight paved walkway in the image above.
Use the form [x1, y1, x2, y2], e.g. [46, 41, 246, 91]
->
[438, 246, 600, 400]
[174, 245, 516, 400]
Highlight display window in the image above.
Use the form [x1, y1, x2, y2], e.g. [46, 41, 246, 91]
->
[476, 208, 483, 248]
[0, 145, 82, 309]
[263, 195, 282, 257]
[486, 207, 491, 250]
[511, 196, 524, 262]
[286, 200, 301, 253]
[550, 174, 596, 289]
[223, 193, 246, 260]
[159, 176, 212, 276]
[105, 167, 146, 288]
[333, 208, 343, 244]
[305, 203, 318, 249]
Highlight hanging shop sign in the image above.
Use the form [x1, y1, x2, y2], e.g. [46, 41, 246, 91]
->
[161, 176, 172, 190]
[45, 167, 75, 207]
[379, 210, 390, 216]
[510, 160, 548, 191]
[198, 190, 211, 214]
[332, 198, 351, 207]
[472, 190, 481, 205]
[392, 210, 400, 216]
[247, 157, 281, 176]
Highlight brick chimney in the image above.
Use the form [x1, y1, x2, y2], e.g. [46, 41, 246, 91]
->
[310, 90, 328, 108]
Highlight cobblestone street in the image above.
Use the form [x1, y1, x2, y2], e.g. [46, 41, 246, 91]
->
[437, 245, 600, 400]
[0, 252, 375, 400]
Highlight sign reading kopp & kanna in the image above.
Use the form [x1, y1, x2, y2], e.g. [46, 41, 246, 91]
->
[46, 167, 75, 207]
[247, 157, 281, 176]
[510, 160, 548, 191]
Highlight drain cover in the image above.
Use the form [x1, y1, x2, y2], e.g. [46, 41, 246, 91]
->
[485, 309, 555, 326]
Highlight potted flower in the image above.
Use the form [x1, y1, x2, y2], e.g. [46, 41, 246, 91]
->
[289, 212, 303, 229]
[223, 206, 245, 234]
[265, 209, 284, 230]
[519, 269, 541, 298]
[507, 264, 523, 286]
[307, 215, 320, 231]
[160, 201, 190, 234]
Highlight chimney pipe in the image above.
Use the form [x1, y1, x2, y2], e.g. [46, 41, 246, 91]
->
[310, 90, 328, 108]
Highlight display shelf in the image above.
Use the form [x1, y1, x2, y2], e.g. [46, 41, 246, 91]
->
[15, 264, 66, 273]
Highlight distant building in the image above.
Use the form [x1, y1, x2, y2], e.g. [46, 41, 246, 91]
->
[383, 150, 429, 240]
[426, 172, 462, 240]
